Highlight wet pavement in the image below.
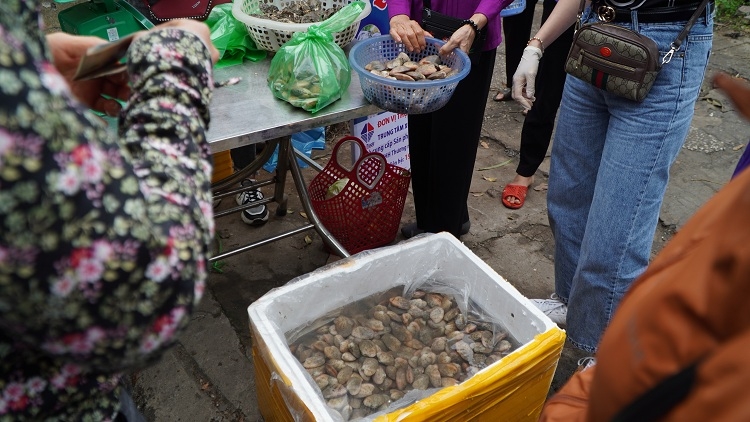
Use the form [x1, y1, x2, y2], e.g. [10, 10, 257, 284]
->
[41, 4, 750, 421]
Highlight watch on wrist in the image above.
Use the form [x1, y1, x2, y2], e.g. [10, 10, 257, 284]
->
[461, 19, 480, 35]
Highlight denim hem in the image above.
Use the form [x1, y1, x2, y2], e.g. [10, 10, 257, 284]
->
[568, 338, 598, 354]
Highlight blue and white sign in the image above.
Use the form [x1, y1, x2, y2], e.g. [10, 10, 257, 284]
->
[353, 0, 411, 170]
[353, 112, 410, 170]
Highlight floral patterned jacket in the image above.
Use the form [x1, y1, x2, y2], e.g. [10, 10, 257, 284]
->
[0, 1, 215, 420]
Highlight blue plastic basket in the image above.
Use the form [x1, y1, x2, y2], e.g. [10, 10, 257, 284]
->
[349, 35, 471, 114]
[501, 0, 526, 17]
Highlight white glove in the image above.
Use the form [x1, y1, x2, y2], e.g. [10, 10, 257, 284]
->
[512, 46, 543, 111]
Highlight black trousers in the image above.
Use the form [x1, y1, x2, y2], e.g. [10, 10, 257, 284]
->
[503, 0, 575, 177]
[230, 142, 257, 171]
[407, 49, 496, 237]
[502, 0, 541, 88]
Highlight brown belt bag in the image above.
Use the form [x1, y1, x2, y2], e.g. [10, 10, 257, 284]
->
[141, 0, 232, 21]
[564, 0, 709, 102]
[421, 0, 486, 53]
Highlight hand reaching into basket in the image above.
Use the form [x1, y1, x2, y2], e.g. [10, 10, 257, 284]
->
[389, 15, 428, 53]
[437, 24, 474, 55]
[438, 14, 487, 55]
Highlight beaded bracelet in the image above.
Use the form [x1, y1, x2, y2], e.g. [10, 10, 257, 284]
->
[527, 36, 545, 52]
[461, 19, 480, 36]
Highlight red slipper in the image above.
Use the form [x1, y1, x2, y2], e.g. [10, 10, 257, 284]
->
[501, 184, 529, 209]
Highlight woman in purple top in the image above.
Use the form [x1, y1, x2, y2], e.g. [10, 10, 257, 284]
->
[389, 0, 510, 239]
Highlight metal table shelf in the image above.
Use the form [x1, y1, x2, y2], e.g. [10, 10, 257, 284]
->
[207, 59, 380, 261]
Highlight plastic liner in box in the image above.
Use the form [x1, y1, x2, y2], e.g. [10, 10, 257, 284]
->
[248, 232, 566, 421]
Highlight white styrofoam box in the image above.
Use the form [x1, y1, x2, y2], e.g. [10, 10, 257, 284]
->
[247, 232, 559, 421]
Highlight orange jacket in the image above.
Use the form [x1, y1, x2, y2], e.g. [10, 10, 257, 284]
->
[541, 168, 750, 421]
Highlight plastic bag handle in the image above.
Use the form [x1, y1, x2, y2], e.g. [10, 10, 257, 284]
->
[313, 1, 366, 34]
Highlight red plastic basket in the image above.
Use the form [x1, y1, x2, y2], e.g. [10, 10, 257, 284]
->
[309, 136, 411, 254]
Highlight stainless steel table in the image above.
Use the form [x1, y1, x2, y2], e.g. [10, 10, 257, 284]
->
[207, 59, 380, 261]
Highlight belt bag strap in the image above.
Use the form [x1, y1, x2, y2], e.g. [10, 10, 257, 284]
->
[577, 0, 711, 64]
[664, 0, 711, 62]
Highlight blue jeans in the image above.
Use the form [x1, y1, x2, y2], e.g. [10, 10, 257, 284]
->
[548, 5, 714, 352]
[117, 382, 147, 422]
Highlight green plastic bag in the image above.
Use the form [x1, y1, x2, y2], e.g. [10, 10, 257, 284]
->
[267, 1, 365, 113]
[206, 3, 266, 68]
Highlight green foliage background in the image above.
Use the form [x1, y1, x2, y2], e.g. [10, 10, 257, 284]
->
[715, 0, 750, 31]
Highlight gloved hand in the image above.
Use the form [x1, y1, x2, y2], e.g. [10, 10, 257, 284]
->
[512, 46, 543, 112]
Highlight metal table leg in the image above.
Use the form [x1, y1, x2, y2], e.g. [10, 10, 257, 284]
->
[208, 136, 349, 261]
[210, 138, 278, 194]
[286, 139, 351, 258]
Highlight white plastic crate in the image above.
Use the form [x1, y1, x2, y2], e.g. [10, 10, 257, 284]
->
[248, 233, 566, 421]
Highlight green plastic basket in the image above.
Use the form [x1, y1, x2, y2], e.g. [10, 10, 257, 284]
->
[57, 0, 153, 41]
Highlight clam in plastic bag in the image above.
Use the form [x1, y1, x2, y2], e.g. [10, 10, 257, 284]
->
[325, 177, 349, 199]
[267, 1, 366, 113]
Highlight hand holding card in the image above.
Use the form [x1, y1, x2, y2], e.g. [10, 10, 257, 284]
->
[73, 33, 136, 81]
[46, 32, 132, 115]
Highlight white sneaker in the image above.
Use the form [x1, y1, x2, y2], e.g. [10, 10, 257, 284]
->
[531, 293, 567, 325]
[235, 179, 268, 226]
[577, 356, 596, 372]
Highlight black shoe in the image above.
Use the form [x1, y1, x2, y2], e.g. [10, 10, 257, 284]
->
[493, 87, 513, 102]
[401, 221, 470, 239]
[235, 179, 268, 226]
[400, 222, 424, 239]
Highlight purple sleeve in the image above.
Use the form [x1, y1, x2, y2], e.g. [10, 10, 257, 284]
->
[386, 0, 508, 51]
[387, 0, 414, 19]
[475, 0, 506, 19]
[732, 144, 750, 179]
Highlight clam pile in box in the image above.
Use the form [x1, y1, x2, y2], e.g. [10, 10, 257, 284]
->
[289, 286, 518, 420]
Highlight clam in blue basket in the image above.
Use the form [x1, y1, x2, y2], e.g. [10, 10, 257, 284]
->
[349, 35, 471, 115]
